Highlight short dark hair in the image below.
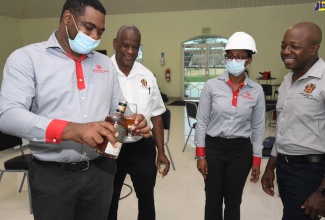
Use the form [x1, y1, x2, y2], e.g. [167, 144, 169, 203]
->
[60, 0, 106, 20]
[246, 50, 253, 58]
[116, 25, 141, 40]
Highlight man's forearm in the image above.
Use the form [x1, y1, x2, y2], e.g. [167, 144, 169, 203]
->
[265, 155, 277, 171]
[152, 130, 165, 154]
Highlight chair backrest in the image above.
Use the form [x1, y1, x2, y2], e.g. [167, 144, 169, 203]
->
[185, 101, 198, 128]
[261, 84, 273, 101]
[0, 131, 23, 152]
[185, 101, 198, 120]
[161, 108, 171, 130]
[161, 108, 171, 144]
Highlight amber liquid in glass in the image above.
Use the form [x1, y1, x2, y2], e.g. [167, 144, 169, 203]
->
[126, 118, 135, 126]
[126, 117, 136, 136]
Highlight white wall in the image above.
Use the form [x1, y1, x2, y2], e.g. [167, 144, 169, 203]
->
[1, 3, 324, 98]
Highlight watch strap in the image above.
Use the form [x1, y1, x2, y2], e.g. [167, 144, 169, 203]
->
[195, 156, 206, 160]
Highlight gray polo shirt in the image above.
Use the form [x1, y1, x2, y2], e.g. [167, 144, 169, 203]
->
[195, 72, 265, 158]
[272, 58, 325, 156]
[0, 31, 124, 162]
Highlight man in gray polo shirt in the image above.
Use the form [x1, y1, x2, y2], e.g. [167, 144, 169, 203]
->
[261, 22, 325, 220]
[0, 0, 150, 219]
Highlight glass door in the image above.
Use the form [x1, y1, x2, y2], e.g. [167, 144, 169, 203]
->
[183, 44, 206, 100]
[181, 36, 227, 100]
[182, 43, 226, 100]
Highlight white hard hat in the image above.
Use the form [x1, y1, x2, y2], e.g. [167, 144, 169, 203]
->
[224, 32, 257, 55]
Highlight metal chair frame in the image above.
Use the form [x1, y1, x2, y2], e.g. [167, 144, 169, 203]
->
[0, 132, 32, 214]
[182, 101, 198, 152]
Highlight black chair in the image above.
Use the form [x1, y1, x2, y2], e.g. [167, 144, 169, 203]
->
[273, 84, 280, 100]
[262, 136, 275, 158]
[261, 84, 274, 102]
[182, 101, 198, 152]
[0, 132, 33, 214]
[265, 104, 276, 126]
[161, 108, 175, 170]
[261, 84, 277, 126]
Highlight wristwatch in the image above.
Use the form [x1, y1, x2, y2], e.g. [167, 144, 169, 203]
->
[195, 156, 206, 160]
[318, 186, 325, 195]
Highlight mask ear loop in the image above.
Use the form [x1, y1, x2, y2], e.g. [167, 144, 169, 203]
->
[65, 11, 79, 40]
[65, 25, 70, 39]
[65, 11, 79, 32]
[245, 58, 252, 68]
[69, 12, 79, 32]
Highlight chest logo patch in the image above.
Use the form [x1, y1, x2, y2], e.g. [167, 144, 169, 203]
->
[304, 83, 316, 94]
[92, 64, 109, 73]
[240, 91, 255, 100]
[141, 79, 148, 87]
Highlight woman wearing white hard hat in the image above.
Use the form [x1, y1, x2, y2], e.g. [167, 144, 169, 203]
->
[195, 32, 265, 220]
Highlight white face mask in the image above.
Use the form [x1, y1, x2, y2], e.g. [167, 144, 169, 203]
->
[66, 13, 100, 54]
[226, 60, 246, 77]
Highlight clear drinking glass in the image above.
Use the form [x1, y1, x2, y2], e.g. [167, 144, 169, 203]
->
[124, 103, 138, 142]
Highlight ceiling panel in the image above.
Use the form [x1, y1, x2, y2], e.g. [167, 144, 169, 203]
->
[0, 0, 312, 19]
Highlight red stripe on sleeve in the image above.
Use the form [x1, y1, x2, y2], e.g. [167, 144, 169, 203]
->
[196, 147, 206, 156]
[253, 156, 261, 166]
[46, 119, 70, 144]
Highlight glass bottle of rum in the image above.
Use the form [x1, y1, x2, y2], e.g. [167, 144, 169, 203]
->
[95, 101, 128, 159]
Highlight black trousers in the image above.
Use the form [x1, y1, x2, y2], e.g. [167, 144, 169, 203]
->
[29, 156, 116, 220]
[107, 137, 157, 220]
[276, 155, 325, 220]
[204, 136, 252, 220]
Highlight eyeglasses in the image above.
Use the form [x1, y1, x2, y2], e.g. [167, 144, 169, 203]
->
[224, 55, 249, 62]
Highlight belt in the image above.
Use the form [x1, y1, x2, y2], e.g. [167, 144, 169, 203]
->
[32, 157, 99, 171]
[278, 153, 325, 163]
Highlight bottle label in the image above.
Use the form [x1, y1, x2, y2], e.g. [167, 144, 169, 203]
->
[114, 124, 127, 143]
[104, 142, 123, 156]
[159, 163, 166, 174]
[102, 123, 126, 156]
[158, 163, 166, 179]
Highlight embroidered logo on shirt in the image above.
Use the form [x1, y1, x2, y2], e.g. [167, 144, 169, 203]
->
[304, 83, 316, 94]
[241, 91, 255, 100]
[141, 79, 148, 87]
[92, 64, 109, 73]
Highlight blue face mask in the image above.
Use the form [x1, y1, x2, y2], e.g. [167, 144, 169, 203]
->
[226, 60, 246, 77]
[66, 14, 100, 54]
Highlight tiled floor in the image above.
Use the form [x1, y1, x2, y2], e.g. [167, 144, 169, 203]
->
[0, 99, 302, 220]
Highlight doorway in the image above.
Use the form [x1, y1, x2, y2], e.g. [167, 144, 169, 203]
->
[182, 36, 227, 100]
